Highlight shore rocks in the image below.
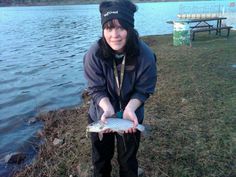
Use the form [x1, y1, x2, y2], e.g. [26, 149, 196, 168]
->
[4, 152, 26, 164]
[81, 88, 90, 105]
[53, 138, 64, 146]
[181, 98, 188, 105]
[27, 117, 38, 124]
[138, 167, 145, 177]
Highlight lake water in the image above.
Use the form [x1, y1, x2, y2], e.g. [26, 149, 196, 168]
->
[0, 0, 235, 175]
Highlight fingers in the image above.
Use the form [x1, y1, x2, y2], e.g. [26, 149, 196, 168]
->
[103, 129, 113, 133]
[100, 115, 107, 124]
[123, 108, 138, 134]
[123, 120, 137, 133]
[101, 110, 114, 124]
[133, 118, 138, 128]
[125, 127, 136, 134]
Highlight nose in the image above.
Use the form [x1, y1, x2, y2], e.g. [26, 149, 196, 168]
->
[111, 28, 120, 38]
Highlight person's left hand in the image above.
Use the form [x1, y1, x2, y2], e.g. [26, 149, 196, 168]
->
[123, 107, 138, 133]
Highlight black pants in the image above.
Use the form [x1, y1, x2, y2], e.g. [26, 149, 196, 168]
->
[89, 117, 141, 177]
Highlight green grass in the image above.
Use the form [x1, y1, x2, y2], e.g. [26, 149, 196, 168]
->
[141, 31, 236, 177]
[16, 31, 236, 177]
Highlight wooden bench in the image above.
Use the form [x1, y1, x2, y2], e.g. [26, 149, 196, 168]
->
[190, 25, 213, 29]
[191, 26, 233, 40]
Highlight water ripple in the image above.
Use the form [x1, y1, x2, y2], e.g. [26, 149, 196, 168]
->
[0, 93, 35, 108]
[14, 67, 42, 75]
[0, 81, 50, 95]
[0, 78, 18, 84]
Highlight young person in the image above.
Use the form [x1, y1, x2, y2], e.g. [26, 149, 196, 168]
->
[83, 0, 157, 176]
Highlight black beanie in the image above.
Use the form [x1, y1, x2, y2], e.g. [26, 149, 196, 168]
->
[100, 2, 135, 28]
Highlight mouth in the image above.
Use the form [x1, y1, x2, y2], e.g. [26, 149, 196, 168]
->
[111, 40, 121, 43]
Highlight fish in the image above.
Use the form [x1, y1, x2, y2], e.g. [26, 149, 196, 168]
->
[86, 118, 145, 140]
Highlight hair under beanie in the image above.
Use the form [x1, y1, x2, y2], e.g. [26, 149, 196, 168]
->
[99, 0, 137, 28]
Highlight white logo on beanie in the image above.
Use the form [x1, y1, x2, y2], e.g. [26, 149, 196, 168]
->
[104, 11, 118, 17]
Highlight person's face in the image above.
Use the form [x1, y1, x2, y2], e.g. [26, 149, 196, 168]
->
[103, 19, 127, 53]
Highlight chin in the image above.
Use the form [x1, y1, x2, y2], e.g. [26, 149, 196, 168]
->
[111, 46, 124, 52]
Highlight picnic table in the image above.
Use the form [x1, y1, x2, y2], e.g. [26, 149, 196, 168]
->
[187, 17, 232, 40]
[167, 17, 232, 41]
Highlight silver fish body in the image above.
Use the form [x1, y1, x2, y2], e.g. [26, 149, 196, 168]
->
[86, 118, 145, 133]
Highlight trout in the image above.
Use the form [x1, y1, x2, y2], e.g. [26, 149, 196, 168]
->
[86, 118, 145, 140]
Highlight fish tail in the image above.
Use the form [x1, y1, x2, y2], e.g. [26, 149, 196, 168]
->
[137, 125, 145, 132]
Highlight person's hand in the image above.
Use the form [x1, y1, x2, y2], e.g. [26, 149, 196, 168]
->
[100, 108, 115, 133]
[123, 99, 142, 133]
[123, 107, 138, 133]
[101, 109, 114, 123]
[99, 97, 115, 133]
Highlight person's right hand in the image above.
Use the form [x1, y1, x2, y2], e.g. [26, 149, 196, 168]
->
[99, 97, 115, 133]
[123, 106, 138, 133]
[100, 110, 115, 133]
[99, 97, 115, 123]
[100, 109, 115, 123]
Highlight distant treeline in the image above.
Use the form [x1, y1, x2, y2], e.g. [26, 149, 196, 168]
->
[0, 0, 193, 6]
[0, 0, 101, 6]
[1, 0, 102, 6]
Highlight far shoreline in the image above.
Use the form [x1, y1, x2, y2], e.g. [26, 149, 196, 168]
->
[0, 0, 208, 7]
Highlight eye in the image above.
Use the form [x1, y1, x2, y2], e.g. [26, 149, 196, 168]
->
[118, 26, 124, 30]
[105, 27, 113, 32]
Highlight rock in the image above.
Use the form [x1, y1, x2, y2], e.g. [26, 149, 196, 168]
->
[138, 167, 145, 177]
[81, 88, 89, 99]
[53, 138, 64, 146]
[80, 138, 86, 144]
[77, 163, 89, 177]
[4, 152, 26, 164]
[181, 98, 188, 104]
[27, 117, 37, 124]
[36, 129, 44, 138]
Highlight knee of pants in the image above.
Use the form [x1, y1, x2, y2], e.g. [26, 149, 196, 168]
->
[91, 133, 115, 162]
[116, 133, 140, 167]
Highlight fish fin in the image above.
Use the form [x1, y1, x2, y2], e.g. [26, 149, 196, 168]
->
[117, 131, 124, 136]
[98, 133, 103, 141]
[142, 129, 148, 138]
[140, 124, 150, 138]
[86, 128, 89, 138]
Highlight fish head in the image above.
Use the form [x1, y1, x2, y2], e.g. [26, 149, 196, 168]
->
[86, 121, 106, 133]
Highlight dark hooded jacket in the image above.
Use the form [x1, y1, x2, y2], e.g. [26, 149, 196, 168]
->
[83, 39, 157, 122]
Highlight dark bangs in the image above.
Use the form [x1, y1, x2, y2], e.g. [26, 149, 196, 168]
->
[103, 19, 129, 30]
[103, 19, 117, 29]
[98, 19, 140, 65]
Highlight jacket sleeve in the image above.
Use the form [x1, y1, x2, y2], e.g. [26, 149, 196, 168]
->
[131, 52, 157, 103]
[83, 47, 108, 105]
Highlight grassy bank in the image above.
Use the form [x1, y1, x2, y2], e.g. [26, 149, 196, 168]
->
[16, 32, 236, 177]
